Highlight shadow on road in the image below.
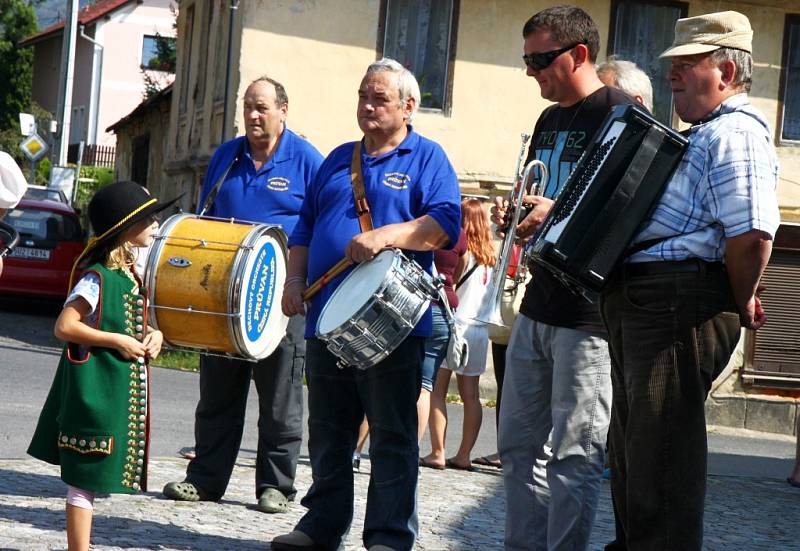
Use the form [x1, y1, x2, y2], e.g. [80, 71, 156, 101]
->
[709, 451, 792, 479]
[0, 468, 63, 498]
[0, 501, 268, 550]
[0, 296, 61, 350]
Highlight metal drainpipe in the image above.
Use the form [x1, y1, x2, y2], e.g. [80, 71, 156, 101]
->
[221, 0, 240, 143]
[79, 24, 104, 146]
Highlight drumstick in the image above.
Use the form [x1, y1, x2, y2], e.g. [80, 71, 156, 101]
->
[302, 257, 353, 301]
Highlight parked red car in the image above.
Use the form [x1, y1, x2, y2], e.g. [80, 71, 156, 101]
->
[0, 196, 86, 299]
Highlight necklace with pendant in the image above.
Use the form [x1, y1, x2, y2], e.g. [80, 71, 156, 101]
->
[557, 96, 588, 134]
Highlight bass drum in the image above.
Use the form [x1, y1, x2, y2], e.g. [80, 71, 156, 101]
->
[144, 214, 288, 360]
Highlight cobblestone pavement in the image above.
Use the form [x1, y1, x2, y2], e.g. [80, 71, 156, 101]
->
[1, 455, 799, 550]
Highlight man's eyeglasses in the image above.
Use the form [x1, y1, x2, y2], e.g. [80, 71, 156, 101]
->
[522, 42, 584, 71]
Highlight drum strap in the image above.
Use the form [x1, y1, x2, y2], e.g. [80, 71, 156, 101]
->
[350, 142, 374, 232]
[199, 140, 244, 217]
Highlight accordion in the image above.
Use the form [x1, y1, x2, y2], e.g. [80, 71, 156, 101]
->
[529, 103, 688, 298]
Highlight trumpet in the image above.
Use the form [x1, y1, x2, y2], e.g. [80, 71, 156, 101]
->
[475, 135, 548, 328]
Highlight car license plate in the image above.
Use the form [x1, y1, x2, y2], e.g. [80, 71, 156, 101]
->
[9, 246, 51, 260]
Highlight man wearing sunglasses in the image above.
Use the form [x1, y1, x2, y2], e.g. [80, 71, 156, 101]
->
[491, 5, 635, 550]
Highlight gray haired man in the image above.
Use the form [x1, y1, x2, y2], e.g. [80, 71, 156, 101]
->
[274, 58, 461, 551]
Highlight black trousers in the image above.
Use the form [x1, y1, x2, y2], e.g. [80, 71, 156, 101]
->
[491, 342, 507, 431]
[186, 315, 306, 500]
[600, 264, 740, 550]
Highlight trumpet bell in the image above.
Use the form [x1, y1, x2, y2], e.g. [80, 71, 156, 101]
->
[474, 289, 508, 327]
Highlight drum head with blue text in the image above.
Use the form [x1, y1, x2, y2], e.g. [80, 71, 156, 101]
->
[235, 231, 288, 359]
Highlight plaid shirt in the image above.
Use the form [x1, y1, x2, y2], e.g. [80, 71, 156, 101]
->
[630, 93, 780, 263]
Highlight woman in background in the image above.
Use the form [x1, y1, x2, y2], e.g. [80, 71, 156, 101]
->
[421, 198, 494, 470]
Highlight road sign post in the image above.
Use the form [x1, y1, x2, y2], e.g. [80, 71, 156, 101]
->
[19, 132, 49, 185]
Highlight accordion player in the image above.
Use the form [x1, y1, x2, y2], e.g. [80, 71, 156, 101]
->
[529, 103, 688, 299]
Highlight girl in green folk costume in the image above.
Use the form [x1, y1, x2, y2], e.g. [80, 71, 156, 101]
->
[28, 181, 177, 550]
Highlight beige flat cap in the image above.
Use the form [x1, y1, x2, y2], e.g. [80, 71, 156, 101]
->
[660, 10, 752, 58]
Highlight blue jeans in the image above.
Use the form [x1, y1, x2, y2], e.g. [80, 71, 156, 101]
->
[295, 337, 424, 551]
[421, 304, 451, 392]
[498, 315, 612, 551]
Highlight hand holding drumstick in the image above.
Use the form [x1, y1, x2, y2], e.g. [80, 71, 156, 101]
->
[281, 228, 396, 316]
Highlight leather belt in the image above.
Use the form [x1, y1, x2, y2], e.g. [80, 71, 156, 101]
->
[623, 259, 726, 278]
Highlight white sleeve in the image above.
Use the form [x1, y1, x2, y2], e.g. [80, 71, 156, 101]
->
[65, 273, 101, 314]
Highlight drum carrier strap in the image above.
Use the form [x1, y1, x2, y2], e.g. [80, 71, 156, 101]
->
[301, 141, 375, 301]
[199, 140, 245, 217]
[350, 142, 374, 232]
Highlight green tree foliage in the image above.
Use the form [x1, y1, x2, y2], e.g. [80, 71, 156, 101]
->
[144, 33, 176, 72]
[0, 0, 37, 134]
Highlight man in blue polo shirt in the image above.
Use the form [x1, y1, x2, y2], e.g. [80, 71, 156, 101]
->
[163, 76, 323, 514]
[274, 59, 461, 551]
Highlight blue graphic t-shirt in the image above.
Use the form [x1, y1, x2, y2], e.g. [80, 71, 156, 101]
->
[289, 128, 462, 339]
[197, 128, 324, 236]
[520, 86, 635, 333]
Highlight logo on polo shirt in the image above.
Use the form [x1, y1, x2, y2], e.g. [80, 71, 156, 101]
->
[383, 172, 410, 190]
[267, 177, 289, 191]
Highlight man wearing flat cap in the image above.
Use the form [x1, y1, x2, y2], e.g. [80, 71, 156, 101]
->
[599, 11, 780, 550]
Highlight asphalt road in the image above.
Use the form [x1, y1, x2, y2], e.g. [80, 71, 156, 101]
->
[1, 295, 795, 481]
[0, 295, 501, 462]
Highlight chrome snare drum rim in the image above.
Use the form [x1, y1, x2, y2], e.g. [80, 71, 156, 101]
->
[315, 249, 438, 369]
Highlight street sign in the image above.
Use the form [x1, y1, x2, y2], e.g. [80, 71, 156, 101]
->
[19, 133, 49, 162]
[18, 113, 35, 136]
[50, 166, 77, 204]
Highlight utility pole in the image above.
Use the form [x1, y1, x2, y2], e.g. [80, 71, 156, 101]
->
[221, 0, 240, 143]
[54, 0, 79, 166]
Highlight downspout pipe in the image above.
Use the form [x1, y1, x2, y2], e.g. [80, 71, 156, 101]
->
[54, 0, 79, 166]
[79, 24, 104, 146]
[221, 0, 240, 143]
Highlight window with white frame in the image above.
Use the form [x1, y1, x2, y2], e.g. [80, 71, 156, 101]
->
[380, 0, 459, 113]
[780, 15, 800, 142]
[609, 0, 687, 125]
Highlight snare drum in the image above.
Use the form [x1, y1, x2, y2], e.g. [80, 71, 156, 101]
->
[144, 214, 288, 360]
[316, 249, 438, 369]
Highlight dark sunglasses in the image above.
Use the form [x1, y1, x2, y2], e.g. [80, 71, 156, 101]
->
[522, 42, 584, 71]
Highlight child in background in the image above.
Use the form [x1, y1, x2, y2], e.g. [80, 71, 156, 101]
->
[27, 181, 176, 550]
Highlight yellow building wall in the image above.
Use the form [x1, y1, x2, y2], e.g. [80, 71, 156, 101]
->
[234, 0, 613, 192]
[169, 0, 799, 212]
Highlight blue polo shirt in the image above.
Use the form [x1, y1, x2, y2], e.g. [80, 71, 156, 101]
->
[197, 128, 324, 236]
[289, 128, 461, 339]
